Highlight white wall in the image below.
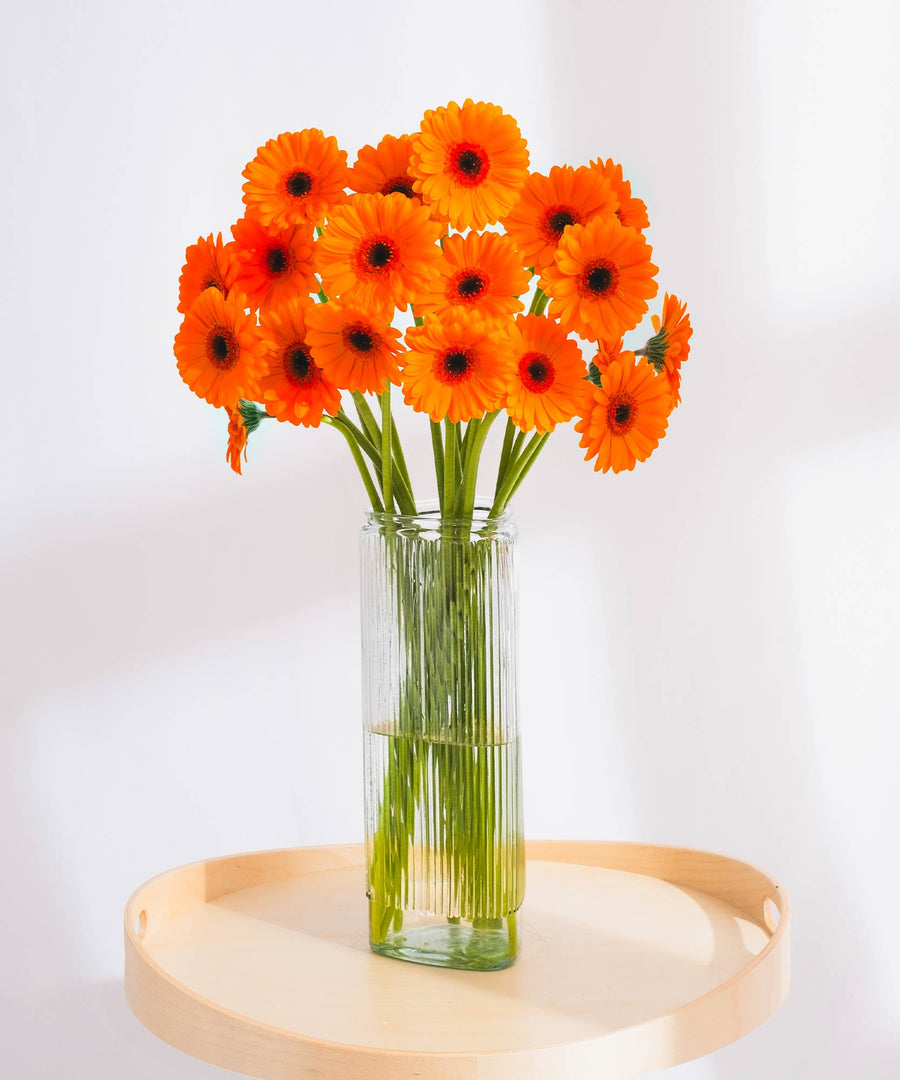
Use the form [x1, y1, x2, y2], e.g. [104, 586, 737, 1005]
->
[2, 0, 899, 1075]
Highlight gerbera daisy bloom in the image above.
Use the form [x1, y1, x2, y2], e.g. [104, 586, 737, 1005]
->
[349, 133, 417, 199]
[646, 293, 692, 406]
[225, 406, 248, 475]
[589, 158, 650, 231]
[257, 297, 342, 426]
[504, 315, 588, 433]
[177, 233, 238, 314]
[575, 354, 672, 473]
[231, 215, 317, 313]
[501, 165, 618, 271]
[242, 129, 348, 230]
[350, 133, 449, 225]
[305, 300, 404, 395]
[402, 311, 512, 424]
[410, 99, 529, 231]
[174, 288, 265, 409]
[413, 231, 529, 325]
[317, 192, 442, 316]
[540, 216, 658, 343]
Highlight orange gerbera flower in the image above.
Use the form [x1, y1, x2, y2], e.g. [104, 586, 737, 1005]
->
[540, 216, 658, 343]
[647, 293, 692, 406]
[226, 406, 248, 474]
[589, 158, 650, 231]
[305, 300, 404, 395]
[402, 311, 512, 424]
[575, 355, 672, 473]
[174, 288, 265, 409]
[177, 233, 238, 314]
[231, 215, 317, 313]
[505, 315, 588, 433]
[349, 133, 418, 199]
[413, 231, 529, 325]
[317, 192, 442, 316]
[410, 99, 529, 231]
[501, 166, 618, 271]
[242, 129, 348, 230]
[257, 297, 342, 426]
[350, 133, 449, 225]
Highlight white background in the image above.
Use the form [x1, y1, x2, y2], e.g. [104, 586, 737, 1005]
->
[2, 0, 899, 1075]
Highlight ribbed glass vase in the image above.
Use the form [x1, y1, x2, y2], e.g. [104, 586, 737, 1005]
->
[361, 503, 524, 971]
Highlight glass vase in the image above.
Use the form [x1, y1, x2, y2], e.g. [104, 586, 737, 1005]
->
[361, 503, 524, 971]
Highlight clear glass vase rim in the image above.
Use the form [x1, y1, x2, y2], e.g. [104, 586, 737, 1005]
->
[365, 499, 514, 531]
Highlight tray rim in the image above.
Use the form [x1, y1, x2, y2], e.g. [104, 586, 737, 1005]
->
[124, 840, 790, 1078]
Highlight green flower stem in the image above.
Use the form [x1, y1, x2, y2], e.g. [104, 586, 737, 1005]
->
[431, 419, 445, 514]
[380, 386, 393, 512]
[335, 409, 416, 515]
[495, 428, 527, 496]
[351, 390, 382, 448]
[390, 422, 414, 502]
[458, 411, 500, 521]
[490, 431, 547, 517]
[336, 408, 370, 449]
[443, 418, 458, 517]
[323, 415, 383, 511]
[528, 285, 548, 315]
[501, 432, 549, 510]
[495, 417, 516, 497]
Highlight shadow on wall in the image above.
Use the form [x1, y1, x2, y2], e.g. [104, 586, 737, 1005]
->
[0, 458, 360, 718]
[545, 2, 900, 1078]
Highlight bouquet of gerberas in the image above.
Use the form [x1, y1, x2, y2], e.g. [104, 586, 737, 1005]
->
[173, 100, 692, 972]
[174, 98, 690, 507]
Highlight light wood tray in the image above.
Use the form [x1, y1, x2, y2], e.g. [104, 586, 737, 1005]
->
[124, 842, 789, 1079]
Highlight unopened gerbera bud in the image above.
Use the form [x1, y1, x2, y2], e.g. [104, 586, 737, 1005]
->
[586, 361, 604, 387]
[238, 399, 267, 434]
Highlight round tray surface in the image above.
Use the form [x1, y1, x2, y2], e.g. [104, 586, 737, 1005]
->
[124, 841, 789, 1079]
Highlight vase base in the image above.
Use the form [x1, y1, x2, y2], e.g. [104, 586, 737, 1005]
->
[369, 909, 519, 972]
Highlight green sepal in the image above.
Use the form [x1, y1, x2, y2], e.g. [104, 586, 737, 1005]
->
[586, 361, 603, 387]
[237, 399, 267, 434]
[644, 326, 669, 372]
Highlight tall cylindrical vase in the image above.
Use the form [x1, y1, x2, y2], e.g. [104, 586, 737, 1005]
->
[361, 504, 524, 971]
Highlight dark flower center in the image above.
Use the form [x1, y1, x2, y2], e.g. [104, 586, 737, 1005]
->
[434, 347, 474, 384]
[518, 351, 555, 393]
[543, 205, 579, 242]
[286, 342, 315, 385]
[607, 392, 637, 435]
[200, 275, 223, 292]
[381, 176, 415, 198]
[366, 241, 394, 269]
[455, 272, 486, 300]
[456, 150, 481, 175]
[580, 257, 619, 298]
[345, 324, 375, 353]
[205, 326, 238, 369]
[436, 347, 477, 386]
[445, 351, 468, 374]
[356, 233, 399, 276]
[448, 142, 489, 187]
[265, 244, 290, 277]
[286, 170, 313, 197]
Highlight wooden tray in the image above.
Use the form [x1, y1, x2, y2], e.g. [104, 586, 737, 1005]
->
[124, 841, 789, 1079]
